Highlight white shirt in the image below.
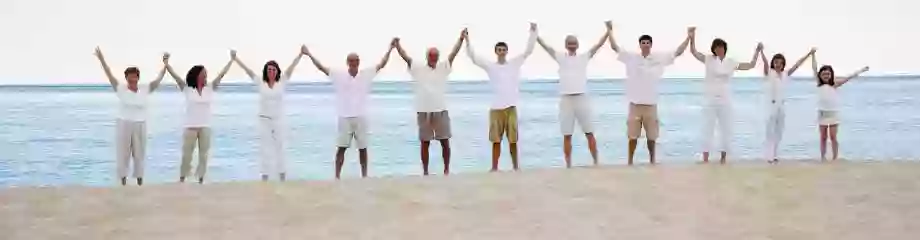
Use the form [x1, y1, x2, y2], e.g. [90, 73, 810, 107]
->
[817, 85, 839, 111]
[764, 70, 789, 103]
[467, 31, 537, 109]
[554, 51, 591, 95]
[703, 55, 740, 104]
[619, 51, 676, 104]
[255, 76, 289, 119]
[409, 61, 451, 112]
[115, 84, 150, 121]
[330, 68, 377, 117]
[183, 87, 214, 127]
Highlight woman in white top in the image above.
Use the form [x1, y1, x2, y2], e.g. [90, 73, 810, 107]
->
[688, 29, 762, 164]
[810, 50, 869, 161]
[93, 47, 168, 186]
[759, 47, 815, 164]
[232, 46, 306, 181]
[163, 51, 234, 184]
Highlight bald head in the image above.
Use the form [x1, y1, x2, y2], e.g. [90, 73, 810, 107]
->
[346, 52, 360, 69]
[426, 47, 440, 67]
[564, 35, 579, 52]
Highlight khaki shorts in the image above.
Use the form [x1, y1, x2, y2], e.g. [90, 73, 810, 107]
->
[818, 110, 839, 126]
[417, 110, 452, 141]
[559, 94, 594, 135]
[337, 117, 369, 149]
[627, 103, 660, 140]
[489, 106, 518, 143]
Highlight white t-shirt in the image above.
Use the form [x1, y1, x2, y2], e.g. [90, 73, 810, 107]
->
[183, 87, 214, 127]
[115, 84, 150, 121]
[817, 85, 839, 111]
[554, 51, 591, 95]
[703, 55, 740, 104]
[619, 51, 676, 105]
[256, 76, 288, 119]
[467, 31, 537, 109]
[409, 61, 451, 112]
[764, 70, 789, 103]
[330, 68, 378, 117]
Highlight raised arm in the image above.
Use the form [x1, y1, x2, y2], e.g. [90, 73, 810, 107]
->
[835, 66, 870, 87]
[93, 47, 120, 90]
[786, 48, 815, 76]
[736, 43, 763, 70]
[510, 23, 538, 64]
[282, 46, 306, 80]
[688, 29, 705, 63]
[463, 30, 489, 69]
[376, 39, 396, 71]
[302, 46, 330, 76]
[604, 21, 621, 53]
[148, 55, 168, 93]
[588, 29, 610, 57]
[393, 38, 413, 67]
[211, 50, 235, 90]
[231, 51, 259, 83]
[447, 28, 466, 65]
[760, 49, 769, 76]
[162, 52, 187, 90]
[674, 27, 692, 57]
[536, 36, 556, 58]
[811, 50, 819, 78]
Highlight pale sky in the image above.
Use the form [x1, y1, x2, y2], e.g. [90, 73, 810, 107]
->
[0, 0, 916, 84]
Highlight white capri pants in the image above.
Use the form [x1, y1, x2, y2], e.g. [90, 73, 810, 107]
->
[115, 119, 146, 178]
[701, 102, 733, 153]
[259, 116, 285, 176]
[559, 94, 595, 135]
[764, 102, 785, 160]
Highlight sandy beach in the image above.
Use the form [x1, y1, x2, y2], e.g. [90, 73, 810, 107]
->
[2, 161, 920, 240]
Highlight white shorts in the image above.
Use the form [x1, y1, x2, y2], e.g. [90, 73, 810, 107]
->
[337, 117, 369, 149]
[818, 110, 839, 126]
[559, 94, 594, 135]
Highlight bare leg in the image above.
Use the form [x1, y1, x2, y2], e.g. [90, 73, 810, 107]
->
[439, 139, 451, 175]
[586, 133, 598, 166]
[510, 143, 519, 171]
[563, 135, 573, 168]
[180, 176, 186, 183]
[359, 148, 369, 178]
[647, 140, 656, 165]
[819, 125, 829, 162]
[491, 143, 501, 172]
[627, 139, 638, 166]
[829, 124, 839, 161]
[121, 177, 127, 186]
[702, 152, 710, 163]
[420, 141, 431, 175]
[136, 178, 143, 186]
[719, 151, 727, 165]
[335, 147, 347, 179]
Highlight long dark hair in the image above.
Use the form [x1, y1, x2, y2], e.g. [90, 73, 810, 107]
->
[186, 65, 206, 89]
[262, 61, 281, 83]
[770, 54, 786, 71]
[817, 65, 835, 87]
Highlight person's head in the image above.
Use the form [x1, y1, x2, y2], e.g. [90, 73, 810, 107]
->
[346, 53, 360, 69]
[494, 42, 508, 58]
[711, 38, 728, 57]
[638, 35, 653, 54]
[426, 48, 440, 67]
[818, 65, 835, 86]
[262, 61, 281, 83]
[770, 53, 787, 71]
[124, 67, 140, 84]
[185, 65, 207, 89]
[564, 35, 579, 52]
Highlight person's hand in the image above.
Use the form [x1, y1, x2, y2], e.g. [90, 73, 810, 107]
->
[688, 26, 696, 36]
[462, 28, 469, 39]
[605, 20, 613, 30]
[530, 22, 537, 32]
[162, 52, 170, 64]
[460, 28, 468, 39]
[301, 45, 310, 55]
[391, 38, 400, 48]
[229, 49, 237, 59]
[756, 42, 764, 51]
[809, 47, 817, 55]
[861, 66, 870, 72]
[94, 47, 102, 58]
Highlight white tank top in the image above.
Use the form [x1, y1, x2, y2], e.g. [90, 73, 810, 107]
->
[258, 79, 286, 118]
[764, 70, 788, 103]
[817, 85, 839, 111]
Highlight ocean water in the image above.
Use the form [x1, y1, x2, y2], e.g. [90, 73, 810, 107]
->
[1, 77, 919, 187]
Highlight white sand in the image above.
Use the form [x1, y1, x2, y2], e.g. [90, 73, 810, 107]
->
[3, 161, 920, 240]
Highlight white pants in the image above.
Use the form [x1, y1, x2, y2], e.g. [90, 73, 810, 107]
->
[115, 119, 146, 178]
[259, 116, 285, 176]
[559, 94, 594, 135]
[701, 103, 733, 153]
[764, 102, 785, 160]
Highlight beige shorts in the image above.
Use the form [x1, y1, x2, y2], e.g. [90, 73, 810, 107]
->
[489, 106, 518, 143]
[337, 117, 369, 149]
[818, 110, 839, 126]
[627, 103, 660, 140]
[417, 110, 452, 141]
[559, 94, 594, 135]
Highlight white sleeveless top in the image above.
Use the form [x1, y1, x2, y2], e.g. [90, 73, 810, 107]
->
[184, 87, 214, 127]
[817, 85, 839, 111]
[765, 70, 789, 103]
[115, 84, 150, 121]
[257, 77, 287, 119]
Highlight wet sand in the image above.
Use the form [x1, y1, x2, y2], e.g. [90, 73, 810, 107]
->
[2, 161, 920, 240]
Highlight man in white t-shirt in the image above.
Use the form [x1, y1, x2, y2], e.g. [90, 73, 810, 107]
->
[392, 29, 465, 176]
[465, 23, 537, 172]
[303, 40, 395, 179]
[606, 22, 692, 165]
[535, 24, 609, 168]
